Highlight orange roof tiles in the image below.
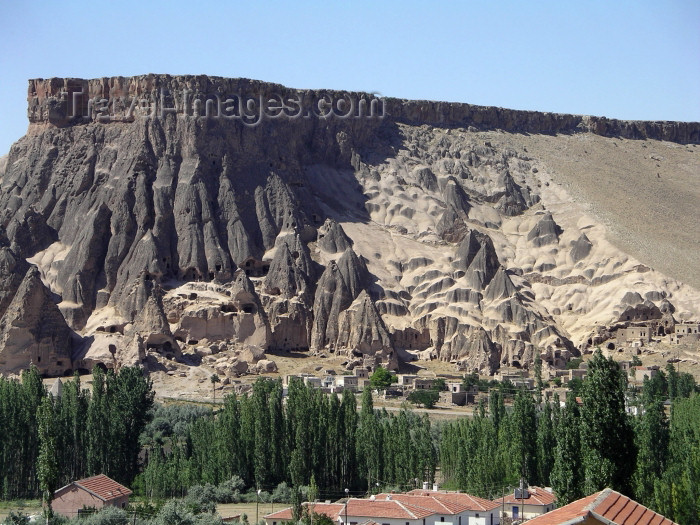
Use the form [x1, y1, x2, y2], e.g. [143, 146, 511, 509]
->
[64, 474, 132, 502]
[525, 488, 677, 525]
[493, 486, 556, 506]
[376, 494, 466, 514]
[405, 490, 500, 512]
[346, 498, 436, 519]
[265, 503, 344, 521]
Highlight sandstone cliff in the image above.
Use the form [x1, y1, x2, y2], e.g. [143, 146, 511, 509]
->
[0, 74, 698, 377]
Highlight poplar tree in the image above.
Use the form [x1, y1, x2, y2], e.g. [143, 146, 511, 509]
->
[512, 390, 537, 484]
[357, 388, 382, 488]
[580, 350, 636, 496]
[536, 400, 555, 486]
[551, 393, 583, 505]
[37, 396, 58, 519]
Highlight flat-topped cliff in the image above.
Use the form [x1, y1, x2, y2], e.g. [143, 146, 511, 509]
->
[27, 75, 700, 143]
[0, 74, 698, 380]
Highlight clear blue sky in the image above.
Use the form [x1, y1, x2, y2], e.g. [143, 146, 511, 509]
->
[1, 1, 699, 154]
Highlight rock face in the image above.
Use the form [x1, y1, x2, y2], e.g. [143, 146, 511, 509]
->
[0, 263, 73, 375]
[0, 74, 699, 377]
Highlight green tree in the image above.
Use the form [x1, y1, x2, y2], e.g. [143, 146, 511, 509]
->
[210, 374, 220, 403]
[407, 390, 440, 409]
[357, 388, 382, 488]
[37, 396, 59, 520]
[580, 350, 636, 495]
[432, 378, 447, 392]
[534, 355, 544, 403]
[512, 390, 537, 484]
[634, 398, 668, 507]
[551, 393, 583, 505]
[339, 389, 357, 490]
[369, 367, 393, 390]
[536, 400, 555, 486]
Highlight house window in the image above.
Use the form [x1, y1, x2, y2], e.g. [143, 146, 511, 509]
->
[513, 506, 519, 519]
[475, 514, 479, 518]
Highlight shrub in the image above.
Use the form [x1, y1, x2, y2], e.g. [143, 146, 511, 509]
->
[76, 506, 129, 525]
[272, 482, 293, 503]
[2, 511, 29, 525]
[407, 389, 439, 408]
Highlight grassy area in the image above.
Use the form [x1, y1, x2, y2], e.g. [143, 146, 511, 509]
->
[217, 502, 281, 521]
[0, 500, 42, 520]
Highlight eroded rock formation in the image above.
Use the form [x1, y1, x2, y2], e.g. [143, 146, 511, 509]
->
[0, 74, 699, 377]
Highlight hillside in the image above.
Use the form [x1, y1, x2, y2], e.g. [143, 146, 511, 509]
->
[0, 75, 698, 383]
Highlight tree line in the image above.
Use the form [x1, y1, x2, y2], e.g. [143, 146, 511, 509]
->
[138, 377, 437, 502]
[0, 366, 154, 501]
[439, 351, 699, 524]
[2, 352, 699, 524]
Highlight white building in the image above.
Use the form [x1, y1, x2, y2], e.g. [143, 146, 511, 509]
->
[402, 490, 502, 525]
[492, 486, 556, 521]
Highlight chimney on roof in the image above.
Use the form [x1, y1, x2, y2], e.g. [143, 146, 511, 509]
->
[423, 482, 430, 490]
[386, 495, 392, 501]
[432, 483, 438, 492]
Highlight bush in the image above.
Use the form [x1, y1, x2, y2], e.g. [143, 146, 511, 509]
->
[566, 358, 583, 370]
[369, 367, 393, 389]
[2, 511, 29, 525]
[151, 499, 222, 525]
[271, 482, 293, 503]
[185, 484, 217, 514]
[407, 389, 440, 408]
[76, 506, 129, 525]
[432, 378, 446, 391]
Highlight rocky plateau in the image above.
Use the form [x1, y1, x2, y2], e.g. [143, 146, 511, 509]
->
[0, 74, 699, 381]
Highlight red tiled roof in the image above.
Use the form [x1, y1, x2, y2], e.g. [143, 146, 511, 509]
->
[525, 488, 677, 525]
[405, 490, 500, 512]
[346, 498, 436, 519]
[63, 474, 132, 502]
[265, 503, 344, 521]
[376, 494, 466, 515]
[493, 486, 556, 506]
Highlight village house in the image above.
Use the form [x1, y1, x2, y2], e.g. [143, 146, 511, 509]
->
[492, 486, 556, 521]
[524, 488, 675, 525]
[671, 323, 700, 344]
[53, 474, 131, 518]
[335, 375, 359, 392]
[265, 491, 501, 525]
[354, 368, 370, 380]
[616, 326, 651, 347]
[414, 378, 436, 390]
[265, 502, 345, 525]
[554, 368, 587, 385]
[403, 490, 502, 525]
[397, 374, 418, 387]
[634, 365, 660, 383]
[445, 383, 478, 406]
